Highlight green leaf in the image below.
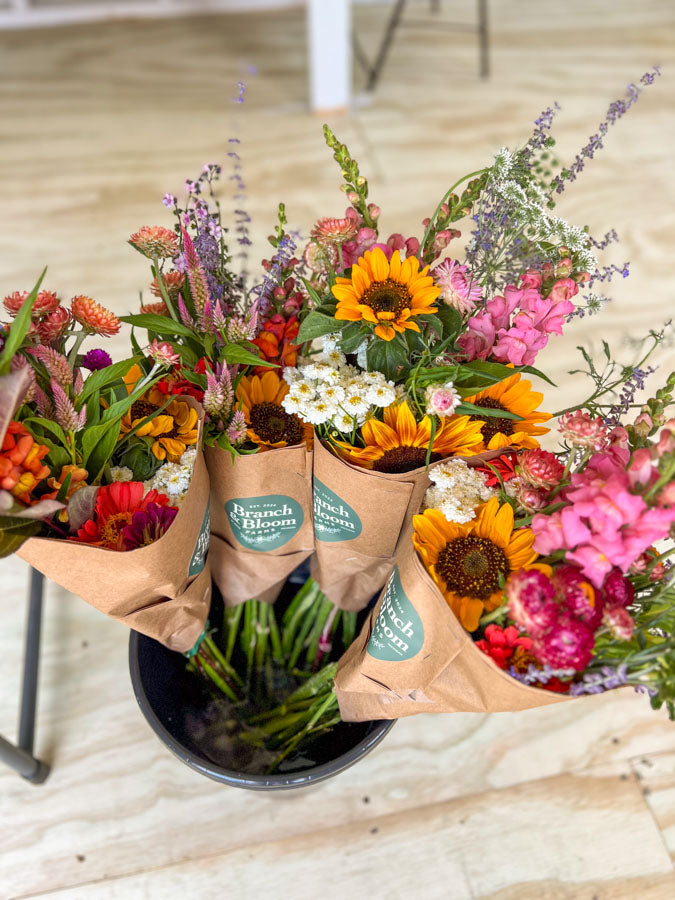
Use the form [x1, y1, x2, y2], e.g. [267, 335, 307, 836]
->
[0, 520, 41, 557]
[78, 358, 139, 405]
[84, 420, 122, 481]
[0, 268, 47, 375]
[55, 470, 73, 503]
[222, 343, 274, 368]
[301, 278, 326, 308]
[366, 338, 409, 382]
[81, 419, 121, 467]
[456, 400, 524, 421]
[46, 446, 70, 473]
[296, 310, 340, 344]
[120, 313, 195, 339]
[455, 360, 516, 384]
[519, 365, 557, 387]
[435, 306, 463, 340]
[85, 389, 101, 427]
[340, 322, 368, 355]
[22, 417, 69, 448]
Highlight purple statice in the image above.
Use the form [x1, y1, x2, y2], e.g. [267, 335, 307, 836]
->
[551, 68, 662, 195]
[82, 348, 113, 371]
[604, 365, 656, 427]
[121, 503, 179, 550]
[569, 664, 629, 696]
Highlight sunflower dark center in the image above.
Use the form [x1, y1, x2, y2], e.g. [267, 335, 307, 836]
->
[470, 398, 514, 444]
[130, 400, 157, 421]
[250, 401, 303, 445]
[436, 535, 509, 601]
[362, 279, 411, 318]
[372, 446, 441, 474]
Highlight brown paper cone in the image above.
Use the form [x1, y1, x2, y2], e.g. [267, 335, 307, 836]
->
[311, 440, 521, 612]
[335, 537, 570, 721]
[311, 437, 447, 611]
[19, 445, 213, 652]
[205, 443, 314, 606]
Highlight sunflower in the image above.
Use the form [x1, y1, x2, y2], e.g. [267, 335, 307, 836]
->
[236, 371, 312, 451]
[464, 373, 551, 451]
[334, 401, 483, 473]
[413, 496, 549, 631]
[332, 247, 440, 341]
[118, 364, 200, 462]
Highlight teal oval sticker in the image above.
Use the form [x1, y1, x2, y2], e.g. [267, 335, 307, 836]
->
[367, 566, 424, 661]
[225, 494, 303, 551]
[313, 478, 362, 542]
[188, 501, 211, 576]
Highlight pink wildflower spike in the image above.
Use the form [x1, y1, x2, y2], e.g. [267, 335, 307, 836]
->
[203, 373, 226, 417]
[51, 379, 82, 432]
[33, 384, 55, 419]
[213, 299, 228, 331]
[177, 295, 195, 328]
[201, 297, 214, 333]
[226, 409, 247, 446]
[181, 227, 210, 316]
[28, 345, 72, 389]
[73, 368, 84, 397]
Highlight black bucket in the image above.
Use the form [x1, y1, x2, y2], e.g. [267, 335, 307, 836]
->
[128, 584, 394, 790]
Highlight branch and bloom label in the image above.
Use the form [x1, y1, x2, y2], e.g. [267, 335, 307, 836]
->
[188, 501, 210, 577]
[313, 478, 362, 542]
[225, 495, 303, 551]
[367, 567, 424, 661]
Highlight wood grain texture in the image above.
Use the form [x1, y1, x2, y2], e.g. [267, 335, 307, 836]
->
[1, 0, 675, 897]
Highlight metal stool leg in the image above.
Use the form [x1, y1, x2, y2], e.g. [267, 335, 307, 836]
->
[0, 568, 49, 784]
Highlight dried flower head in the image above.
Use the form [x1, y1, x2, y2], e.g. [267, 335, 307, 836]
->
[140, 300, 170, 316]
[71, 295, 121, 337]
[129, 225, 179, 260]
[150, 271, 185, 299]
[311, 217, 358, 246]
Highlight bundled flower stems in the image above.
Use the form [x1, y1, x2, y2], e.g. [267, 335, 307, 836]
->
[3, 69, 675, 771]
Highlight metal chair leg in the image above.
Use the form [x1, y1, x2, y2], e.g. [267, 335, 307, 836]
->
[0, 568, 50, 784]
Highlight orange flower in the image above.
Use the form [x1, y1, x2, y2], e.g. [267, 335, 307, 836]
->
[236, 371, 312, 451]
[332, 247, 440, 341]
[73, 482, 171, 550]
[129, 226, 179, 260]
[150, 271, 184, 299]
[0, 422, 51, 504]
[71, 295, 121, 337]
[140, 300, 170, 316]
[3, 290, 60, 319]
[44, 465, 89, 501]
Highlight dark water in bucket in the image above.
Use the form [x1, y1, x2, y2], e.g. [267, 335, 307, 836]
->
[129, 572, 394, 790]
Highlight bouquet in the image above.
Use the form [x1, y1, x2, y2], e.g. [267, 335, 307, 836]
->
[124, 178, 315, 608]
[335, 68, 675, 721]
[1, 277, 211, 650]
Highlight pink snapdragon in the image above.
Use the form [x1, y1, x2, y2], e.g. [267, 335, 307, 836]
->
[532, 448, 675, 587]
[457, 277, 576, 367]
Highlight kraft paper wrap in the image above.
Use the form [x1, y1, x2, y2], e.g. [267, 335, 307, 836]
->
[18, 442, 213, 653]
[310, 438, 509, 613]
[335, 534, 569, 721]
[205, 443, 314, 606]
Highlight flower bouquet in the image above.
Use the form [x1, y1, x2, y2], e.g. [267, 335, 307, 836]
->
[1, 277, 211, 651]
[124, 181, 315, 610]
[335, 69, 675, 722]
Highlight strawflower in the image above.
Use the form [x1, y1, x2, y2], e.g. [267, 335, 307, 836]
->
[129, 225, 179, 260]
[71, 295, 121, 337]
[424, 382, 461, 417]
[148, 339, 180, 367]
[432, 259, 482, 315]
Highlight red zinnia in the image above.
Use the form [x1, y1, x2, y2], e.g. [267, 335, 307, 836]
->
[73, 482, 171, 551]
[475, 624, 534, 670]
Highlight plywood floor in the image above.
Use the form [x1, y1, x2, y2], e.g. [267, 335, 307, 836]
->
[1, 1, 675, 897]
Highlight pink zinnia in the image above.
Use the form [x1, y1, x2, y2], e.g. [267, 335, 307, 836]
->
[433, 259, 482, 315]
